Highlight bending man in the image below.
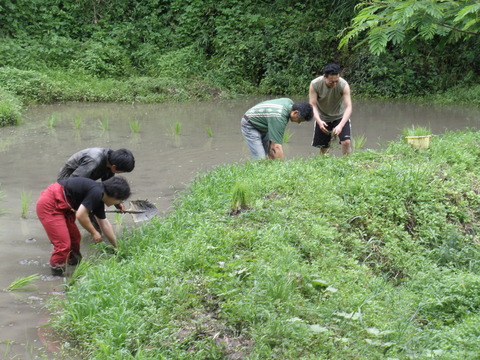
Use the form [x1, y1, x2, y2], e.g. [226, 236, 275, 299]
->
[57, 147, 135, 182]
[241, 98, 313, 160]
[36, 176, 131, 276]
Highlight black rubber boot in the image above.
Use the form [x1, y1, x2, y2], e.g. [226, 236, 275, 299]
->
[51, 266, 66, 276]
[68, 252, 83, 266]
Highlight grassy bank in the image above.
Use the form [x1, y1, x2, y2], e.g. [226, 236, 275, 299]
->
[48, 130, 480, 359]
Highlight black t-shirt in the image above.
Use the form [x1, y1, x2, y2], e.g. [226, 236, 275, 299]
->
[59, 177, 106, 219]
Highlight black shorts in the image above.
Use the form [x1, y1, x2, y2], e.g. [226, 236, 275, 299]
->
[312, 119, 351, 148]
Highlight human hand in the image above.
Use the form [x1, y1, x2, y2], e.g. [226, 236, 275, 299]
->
[92, 231, 102, 244]
[319, 120, 329, 134]
[333, 125, 343, 137]
[115, 203, 126, 212]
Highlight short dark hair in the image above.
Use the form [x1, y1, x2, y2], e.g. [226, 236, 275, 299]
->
[292, 102, 313, 121]
[109, 148, 135, 172]
[103, 176, 131, 200]
[324, 63, 341, 77]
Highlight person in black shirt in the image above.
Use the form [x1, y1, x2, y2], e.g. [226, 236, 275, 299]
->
[57, 147, 135, 229]
[36, 176, 131, 276]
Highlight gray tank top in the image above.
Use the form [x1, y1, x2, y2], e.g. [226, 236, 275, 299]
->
[311, 76, 347, 122]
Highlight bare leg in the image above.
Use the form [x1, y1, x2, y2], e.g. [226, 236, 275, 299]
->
[341, 140, 352, 155]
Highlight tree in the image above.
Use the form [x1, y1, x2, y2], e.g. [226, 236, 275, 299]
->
[339, 0, 480, 55]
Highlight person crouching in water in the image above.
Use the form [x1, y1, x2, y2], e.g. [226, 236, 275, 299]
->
[36, 176, 131, 276]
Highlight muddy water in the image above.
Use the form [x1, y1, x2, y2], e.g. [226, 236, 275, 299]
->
[0, 97, 479, 358]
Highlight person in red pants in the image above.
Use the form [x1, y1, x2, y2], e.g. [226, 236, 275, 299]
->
[36, 176, 131, 276]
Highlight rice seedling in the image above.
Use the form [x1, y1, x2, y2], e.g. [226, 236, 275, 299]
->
[2, 339, 14, 358]
[73, 116, 82, 129]
[403, 125, 433, 149]
[173, 121, 182, 136]
[204, 126, 213, 137]
[403, 125, 432, 137]
[129, 120, 140, 133]
[47, 114, 57, 128]
[20, 190, 31, 218]
[230, 181, 251, 214]
[6, 274, 41, 291]
[114, 212, 123, 225]
[283, 129, 294, 143]
[352, 134, 367, 150]
[98, 118, 109, 131]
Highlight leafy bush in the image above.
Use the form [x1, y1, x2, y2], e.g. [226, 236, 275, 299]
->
[0, 88, 22, 126]
[428, 84, 480, 107]
[0, 36, 81, 70]
[68, 39, 134, 78]
[0, 67, 65, 103]
[144, 46, 207, 79]
[0, 0, 478, 101]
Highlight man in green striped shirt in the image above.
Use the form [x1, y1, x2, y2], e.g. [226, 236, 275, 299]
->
[241, 98, 313, 160]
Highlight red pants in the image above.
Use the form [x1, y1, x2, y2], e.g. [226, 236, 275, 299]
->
[36, 183, 81, 267]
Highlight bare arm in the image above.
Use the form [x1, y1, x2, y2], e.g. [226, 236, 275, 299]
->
[268, 142, 284, 161]
[96, 217, 117, 248]
[333, 83, 352, 136]
[76, 205, 102, 243]
[309, 82, 328, 134]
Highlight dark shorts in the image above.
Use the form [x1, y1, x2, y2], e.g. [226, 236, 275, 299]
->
[312, 119, 351, 148]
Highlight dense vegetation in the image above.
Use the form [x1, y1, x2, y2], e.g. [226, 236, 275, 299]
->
[45, 131, 480, 359]
[0, 0, 479, 126]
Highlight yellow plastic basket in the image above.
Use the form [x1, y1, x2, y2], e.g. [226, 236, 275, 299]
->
[405, 135, 432, 150]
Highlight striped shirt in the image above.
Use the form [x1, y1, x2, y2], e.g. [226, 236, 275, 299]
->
[244, 98, 293, 144]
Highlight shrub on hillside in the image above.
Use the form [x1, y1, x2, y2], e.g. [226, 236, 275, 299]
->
[0, 67, 65, 103]
[0, 88, 22, 126]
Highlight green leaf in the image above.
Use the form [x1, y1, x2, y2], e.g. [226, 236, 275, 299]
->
[454, 4, 480, 22]
[311, 278, 329, 290]
[368, 27, 389, 56]
[386, 25, 406, 44]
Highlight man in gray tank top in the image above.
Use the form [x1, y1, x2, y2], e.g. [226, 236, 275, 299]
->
[309, 64, 353, 155]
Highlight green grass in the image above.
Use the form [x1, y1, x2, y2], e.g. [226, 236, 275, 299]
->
[20, 190, 31, 218]
[48, 130, 480, 359]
